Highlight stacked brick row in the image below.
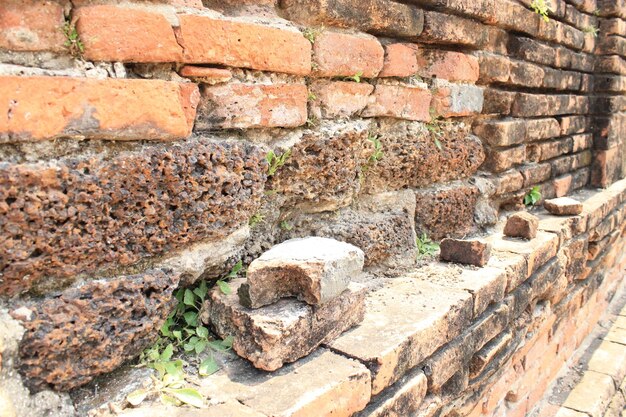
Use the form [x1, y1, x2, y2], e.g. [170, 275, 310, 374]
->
[0, 0, 625, 416]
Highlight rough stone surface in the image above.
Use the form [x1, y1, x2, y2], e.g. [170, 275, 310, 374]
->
[0, 137, 266, 295]
[206, 279, 366, 371]
[12, 269, 179, 391]
[358, 371, 428, 417]
[282, 190, 418, 271]
[329, 278, 473, 394]
[309, 80, 374, 119]
[312, 30, 384, 78]
[544, 197, 584, 216]
[362, 121, 485, 192]
[269, 121, 368, 212]
[362, 84, 432, 121]
[0, 76, 199, 142]
[0, 0, 67, 53]
[440, 239, 492, 267]
[238, 237, 365, 308]
[414, 182, 480, 240]
[504, 211, 539, 240]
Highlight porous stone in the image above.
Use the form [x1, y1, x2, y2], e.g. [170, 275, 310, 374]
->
[12, 269, 179, 391]
[238, 237, 364, 308]
[414, 182, 480, 240]
[362, 120, 484, 192]
[206, 279, 366, 371]
[0, 137, 266, 296]
[268, 121, 368, 213]
[440, 239, 492, 267]
[504, 212, 539, 240]
[329, 278, 473, 394]
[544, 197, 584, 216]
[282, 190, 418, 271]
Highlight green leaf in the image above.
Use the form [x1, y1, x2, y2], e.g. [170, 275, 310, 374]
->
[217, 280, 232, 295]
[183, 311, 198, 327]
[193, 281, 208, 300]
[127, 389, 149, 406]
[160, 344, 174, 361]
[183, 289, 196, 306]
[196, 326, 209, 338]
[434, 138, 443, 151]
[228, 260, 243, 278]
[199, 356, 220, 376]
[172, 330, 182, 341]
[160, 394, 181, 406]
[195, 340, 207, 354]
[164, 388, 204, 408]
[184, 343, 196, 352]
[209, 336, 234, 352]
[164, 360, 183, 376]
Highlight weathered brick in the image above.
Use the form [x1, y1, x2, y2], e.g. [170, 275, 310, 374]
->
[195, 83, 307, 129]
[179, 66, 232, 84]
[484, 145, 526, 173]
[358, 371, 428, 417]
[177, 14, 311, 75]
[379, 43, 420, 77]
[591, 147, 624, 188]
[0, 76, 198, 142]
[416, 50, 479, 83]
[440, 238, 492, 267]
[520, 163, 552, 187]
[309, 81, 374, 119]
[75, 5, 183, 62]
[329, 278, 473, 394]
[431, 80, 484, 118]
[473, 120, 526, 147]
[0, 138, 266, 295]
[483, 88, 516, 114]
[526, 118, 561, 142]
[488, 231, 559, 277]
[494, 170, 524, 195]
[509, 61, 544, 88]
[0, 0, 66, 53]
[508, 37, 556, 66]
[312, 30, 384, 78]
[279, 0, 424, 38]
[363, 84, 431, 121]
[420, 11, 490, 48]
[477, 53, 511, 83]
[559, 116, 590, 135]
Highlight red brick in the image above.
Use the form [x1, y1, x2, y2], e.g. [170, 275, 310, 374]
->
[177, 14, 311, 75]
[379, 43, 420, 77]
[75, 5, 183, 62]
[416, 50, 480, 83]
[0, 76, 198, 142]
[309, 81, 374, 119]
[0, 0, 66, 52]
[195, 83, 308, 129]
[179, 66, 232, 84]
[362, 84, 431, 121]
[553, 175, 573, 197]
[312, 31, 384, 78]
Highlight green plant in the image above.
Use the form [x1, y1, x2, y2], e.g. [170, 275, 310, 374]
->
[524, 186, 542, 206]
[345, 71, 363, 83]
[367, 133, 384, 165]
[266, 149, 292, 177]
[215, 260, 243, 295]
[531, 0, 552, 22]
[127, 364, 204, 408]
[308, 92, 317, 101]
[583, 26, 599, 37]
[425, 109, 445, 151]
[302, 27, 323, 44]
[306, 116, 319, 127]
[416, 233, 439, 257]
[280, 220, 293, 231]
[249, 213, 264, 228]
[61, 20, 84, 58]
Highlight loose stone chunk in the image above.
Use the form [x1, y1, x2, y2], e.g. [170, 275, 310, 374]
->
[544, 197, 584, 216]
[238, 237, 365, 309]
[206, 279, 367, 371]
[504, 211, 539, 239]
[440, 239, 492, 267]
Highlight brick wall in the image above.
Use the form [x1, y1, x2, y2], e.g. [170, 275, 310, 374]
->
[0, 0, 625, 416]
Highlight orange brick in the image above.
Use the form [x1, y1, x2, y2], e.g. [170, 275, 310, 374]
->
[553, 175, 573, 197]
[362, 84, 431, 121]
[179, 66, 232, 84]
[0, 76, 199, 142]
[75, 5, 183, 62]
[379, 43, 420, 77]
[0, 0, 66, 52]
[309, 80, 374, 119]
[195, 83, 308, 129]
[177, 14, 311, 75]
[312, 31, 384, 78]
[417, 50, 480, 83]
